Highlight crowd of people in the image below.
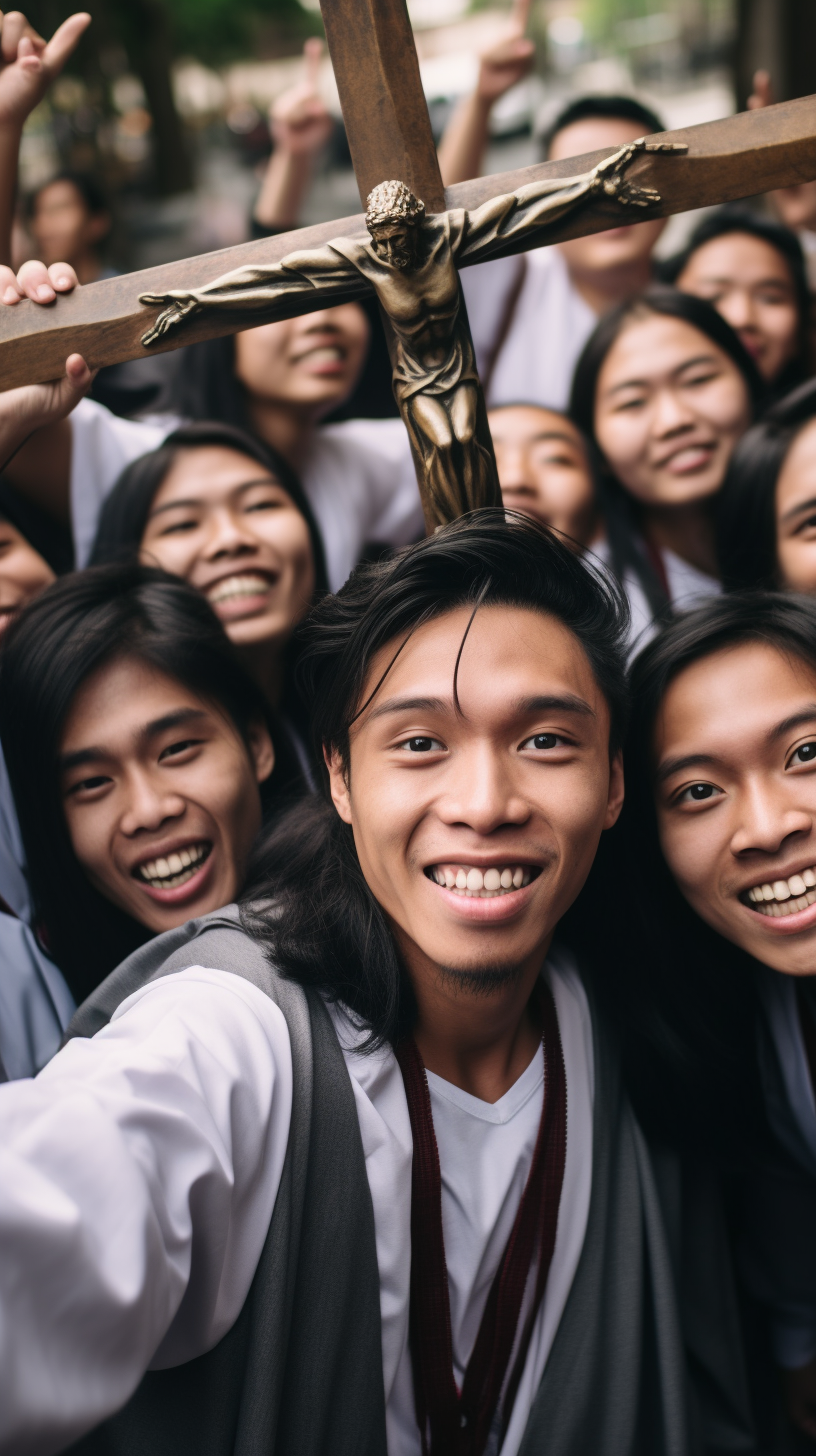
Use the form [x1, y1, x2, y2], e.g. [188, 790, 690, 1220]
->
[1, 8, 816, 1456]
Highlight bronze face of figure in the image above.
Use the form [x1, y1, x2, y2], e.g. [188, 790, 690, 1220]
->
[139, 139, 685, 527]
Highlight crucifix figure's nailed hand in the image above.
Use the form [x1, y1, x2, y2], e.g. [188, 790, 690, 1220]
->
[139, 138, 685, 527]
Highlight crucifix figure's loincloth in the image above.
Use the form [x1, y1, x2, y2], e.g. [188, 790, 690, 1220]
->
[140, 140, 685, 528]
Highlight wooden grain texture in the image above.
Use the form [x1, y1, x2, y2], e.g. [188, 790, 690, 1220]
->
[320, 0, 445, 212]
[1, 96, 815, 391]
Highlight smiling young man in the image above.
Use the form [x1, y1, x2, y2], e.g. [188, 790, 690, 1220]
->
[0, 515, 747, 1455]
[0, 564, 274, 1004]
[624, 592, 816, 1446]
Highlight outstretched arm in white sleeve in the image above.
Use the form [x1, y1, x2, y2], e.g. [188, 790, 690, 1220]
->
[0, 965, 292, 1456]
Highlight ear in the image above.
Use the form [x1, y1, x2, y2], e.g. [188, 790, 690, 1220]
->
[603, 749, 625, 830]
[324, 743, 353, 825]
[247, 718, 275, 784]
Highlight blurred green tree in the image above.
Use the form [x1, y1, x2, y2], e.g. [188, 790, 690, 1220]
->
[26, 0, 318, 195]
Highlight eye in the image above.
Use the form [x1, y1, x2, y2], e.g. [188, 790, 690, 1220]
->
[675, 781, 722, 804]
[246, 497, 283, 514]
[789, 740, 816, 766]
[65, 773, 111, 798]
[792, 514, 816, 537]
[685, 370, 719, 388]
[398, 736, 443, 753]
[521, 732, 565, 752]
[157, 518, 198, 537]
[159, 738, 203, 761]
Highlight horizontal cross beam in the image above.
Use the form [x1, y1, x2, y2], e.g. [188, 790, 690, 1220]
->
[0, 94, 814, 391]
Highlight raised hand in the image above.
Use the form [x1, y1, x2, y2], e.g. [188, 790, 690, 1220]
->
[747, 69, 773, 110]
[269, 38, 333, 159]
[476, 0, 535, 106]
[0, 11, 90, 131]
[0, 350, 91, 475]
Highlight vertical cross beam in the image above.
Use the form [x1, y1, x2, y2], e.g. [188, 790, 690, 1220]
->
[319, 0, 502, 524]
[320, 0, 446, 212]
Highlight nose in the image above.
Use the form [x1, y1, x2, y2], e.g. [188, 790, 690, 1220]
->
[119, 768, 186, 839]
[203, 508, 257, 561]
[438, 741, 531, 836]
[652, 385, 696, 437]
[717, 288, 754, 334]
[730, 776, 813, 857]
[496, 447, 532, 493]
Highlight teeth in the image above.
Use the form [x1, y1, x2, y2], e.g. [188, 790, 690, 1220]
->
[744, 864, 816, 913]
[208, 575, 270, 606]
[428, 865, 535, 898]
[747, 881, 816, 917]
[137, 843, 209, 889]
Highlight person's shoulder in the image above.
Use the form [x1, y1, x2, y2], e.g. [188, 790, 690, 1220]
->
[71, 397, 178, 455]
[314, 415, 410, 463]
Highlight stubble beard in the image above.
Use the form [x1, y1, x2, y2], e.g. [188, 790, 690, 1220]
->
[434, 960, 529, 998]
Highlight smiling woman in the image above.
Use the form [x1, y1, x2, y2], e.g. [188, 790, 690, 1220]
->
[90, 422, 328, 786]
[611, 593, 816, 1445]
[0, 565, 275, 1002]
[570, 285, 763, 620]
[717, 379, 816, 596]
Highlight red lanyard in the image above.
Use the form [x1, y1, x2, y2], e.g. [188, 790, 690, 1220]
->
[395, 982, 567, 1456]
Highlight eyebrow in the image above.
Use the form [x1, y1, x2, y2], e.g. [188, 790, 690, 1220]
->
[147, 478, 278, 519]
[365, 691, 595, 723]
[656, 706, 816, 783]
[605, 354, 719, 395]
[780, 495, 816, 524]
[59, 708, 209, 771]
[694, 271, 790, 288]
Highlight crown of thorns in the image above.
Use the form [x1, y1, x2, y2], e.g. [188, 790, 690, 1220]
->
[365, 180, 425, 228]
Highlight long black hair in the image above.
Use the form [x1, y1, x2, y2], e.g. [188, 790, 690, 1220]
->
[89, 421, 328, 777]
[716, 377, 816, 592]
[0, 564, 272, 1003]
[578, 593, 816, 1154]
[242, 509, 630, 1049]
[89, 420, 328, 593]
[569, 285, 765, 620]
[661, 203, 811, 397]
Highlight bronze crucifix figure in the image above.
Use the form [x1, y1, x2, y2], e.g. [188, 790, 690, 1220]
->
[138, 139, 683, 526]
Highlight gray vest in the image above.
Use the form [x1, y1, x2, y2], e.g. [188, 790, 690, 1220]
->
[63, 907, 755, 1456]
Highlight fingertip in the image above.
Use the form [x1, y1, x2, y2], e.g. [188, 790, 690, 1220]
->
[65, 352, 91, 384]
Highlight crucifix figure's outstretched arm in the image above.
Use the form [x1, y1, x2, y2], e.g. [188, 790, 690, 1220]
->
[139, 246, 366, 346]
[454, 137, 687, 266]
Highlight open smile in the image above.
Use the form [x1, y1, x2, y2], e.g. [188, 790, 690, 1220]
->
[204, 572, 278, 618]
[133, 840, 213, 902]
[424, 861, 543, 921]
[291, 342, 348, 374]
[658, 442, 716, 475]
[739, 861, 816, 933]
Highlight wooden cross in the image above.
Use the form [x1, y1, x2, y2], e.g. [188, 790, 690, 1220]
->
[2, 0, 816, 527]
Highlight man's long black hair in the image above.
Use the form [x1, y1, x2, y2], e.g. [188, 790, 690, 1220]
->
[241, 509, 630, 1049]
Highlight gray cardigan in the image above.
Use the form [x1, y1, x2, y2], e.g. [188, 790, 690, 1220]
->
[63, 907, 755, 1456]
